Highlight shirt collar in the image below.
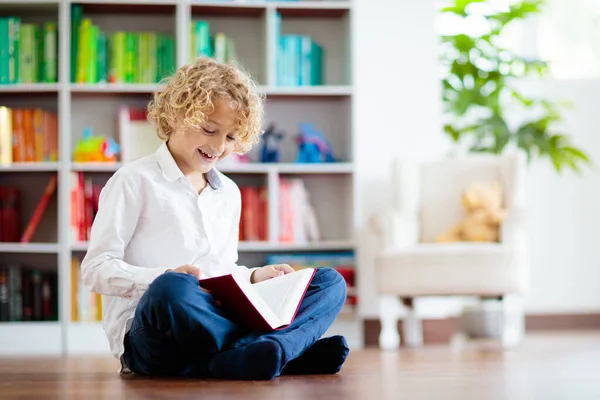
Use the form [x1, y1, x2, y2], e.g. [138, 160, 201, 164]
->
[156, 141, 222, 191]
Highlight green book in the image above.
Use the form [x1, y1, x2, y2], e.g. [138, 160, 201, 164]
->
[164, 35, 174, 77]
[148, 33, 157, 83]
[111, 32, 125, 83]
[194, 20, 212, 59]
[137, 33, 147, 83]
[19, 24, 37, 83]
[0, 19, 9, 84]
[213, 33, 227, 64]
[70, 5, 83, 82]
[76, 18, 91, 83]
[87, 24, 98, 83]
[157, 34, 164, 81]
[97, 30, 107, 83]
[43, 22, 57, 83]
[124, 32, 136, 83]
[9, 17, 20, 84]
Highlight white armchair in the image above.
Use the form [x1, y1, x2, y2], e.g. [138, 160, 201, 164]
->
[370, 153, 529, 349]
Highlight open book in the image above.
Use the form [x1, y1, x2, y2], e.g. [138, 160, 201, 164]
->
[199, 268, 315, 331]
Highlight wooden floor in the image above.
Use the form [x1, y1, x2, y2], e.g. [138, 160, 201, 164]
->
[1, 332, 599, 399]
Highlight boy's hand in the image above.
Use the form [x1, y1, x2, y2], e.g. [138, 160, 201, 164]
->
[251, 264, 294, 283]
[170, 264, 201, 279]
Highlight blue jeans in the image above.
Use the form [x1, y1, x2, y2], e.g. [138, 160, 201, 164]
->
[122, 267, 347, 378]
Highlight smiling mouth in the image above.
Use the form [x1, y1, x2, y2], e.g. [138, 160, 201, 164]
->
[198, 148, 218, 161]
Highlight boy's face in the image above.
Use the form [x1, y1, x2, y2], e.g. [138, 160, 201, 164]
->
[169, 97, 239, 175]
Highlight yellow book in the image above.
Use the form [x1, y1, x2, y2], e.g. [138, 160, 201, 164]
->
[0, 106, 13, 166]
[71, 257, 79, 322]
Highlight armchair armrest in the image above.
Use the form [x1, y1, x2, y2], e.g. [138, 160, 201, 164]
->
[369, 208, 419, 252]
[500, 207, 529, 249]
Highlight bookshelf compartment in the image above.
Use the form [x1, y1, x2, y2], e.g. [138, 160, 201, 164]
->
[0, 252, 60, 323]
[263, 96, 352, 163]
[276, 10, 351, 86]
[279, 173, 353, 242]
[225, 172, 270, 243]
[71, 3, 177, 85]
[0, 94, 59, 165]
[69, 171, 112, 245]
[0, 171, 58, 243]
[189, 10, 267, 84]
[70, 95, 154, 162]
[0, 5, 59, 85]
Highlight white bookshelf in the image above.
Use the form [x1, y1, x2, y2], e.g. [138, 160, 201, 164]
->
[0, 0, 361, 354]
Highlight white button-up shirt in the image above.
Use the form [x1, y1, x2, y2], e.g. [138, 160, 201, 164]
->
[81, 141, 255, 360]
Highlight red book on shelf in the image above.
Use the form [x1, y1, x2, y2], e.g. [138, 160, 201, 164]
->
[199, 268, 315, 331]
[20, 175, 58, 243]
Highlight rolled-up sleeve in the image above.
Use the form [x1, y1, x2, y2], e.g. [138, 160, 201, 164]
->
[80, 171, 168, 299]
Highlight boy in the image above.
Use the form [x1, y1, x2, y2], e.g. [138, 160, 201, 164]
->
[80, 57, 349, 380]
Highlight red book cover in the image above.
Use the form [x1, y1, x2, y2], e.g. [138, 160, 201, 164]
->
[84, 178, 93, 241]
[200, 268, 316, 332]
[259, 186, 268, 241]
[240, 186, 259, 241]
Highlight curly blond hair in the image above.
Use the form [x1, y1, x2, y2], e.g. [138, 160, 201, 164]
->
[147, 57, 265, 154]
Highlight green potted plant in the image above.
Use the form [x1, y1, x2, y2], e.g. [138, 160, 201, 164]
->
[440, 0, 590, 173]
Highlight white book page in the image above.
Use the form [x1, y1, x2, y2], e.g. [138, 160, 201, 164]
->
[231, 273, 282, 329]
[252, 268, 314, 325]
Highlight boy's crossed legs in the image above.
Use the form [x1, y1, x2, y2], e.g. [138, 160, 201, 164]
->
[122, 267, 349, 380]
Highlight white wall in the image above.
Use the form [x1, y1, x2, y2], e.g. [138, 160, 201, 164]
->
[525, 79, 600, 313]
[353, 0, 600, 318]
[353, 0, 447, 318]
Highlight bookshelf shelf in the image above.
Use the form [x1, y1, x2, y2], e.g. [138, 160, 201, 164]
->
[71, 162, 122, 172]
[218, 162, 353, 174]
[262, 85, 352, 97]
[0, 162, 61, 172]
[71, 242, 89, 252]
[67, 322, 111, 354]
[190, 1, 352, 11]
[68, 84, 352, 96]
[0, 243, 60, 254]
[0, 83, 61, 93]
[238, 240, 354, 252]
[0, 322, 62, 355]
[70, 83, 166, 94]
[0, 1, 60, 9]
[72, 240, 354, 253]
[71, 0, 178, 5]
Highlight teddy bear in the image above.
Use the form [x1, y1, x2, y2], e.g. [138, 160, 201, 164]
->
[436, 181, 506, 243]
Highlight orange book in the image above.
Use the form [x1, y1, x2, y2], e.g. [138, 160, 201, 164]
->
[71, 258, 79, 322]
[49, 113, 58, 162]
[11, 108, 25, 163]
[259, 186, 268, 241]
[20, 174, 58, 242]
[33, 108, 44, 162]
[23, 109, 35, 162]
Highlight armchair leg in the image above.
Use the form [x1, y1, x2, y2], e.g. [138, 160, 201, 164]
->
[501, 294, 525, 348]
[401, 298, 423, 348]
[379, 295, 401, 350]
